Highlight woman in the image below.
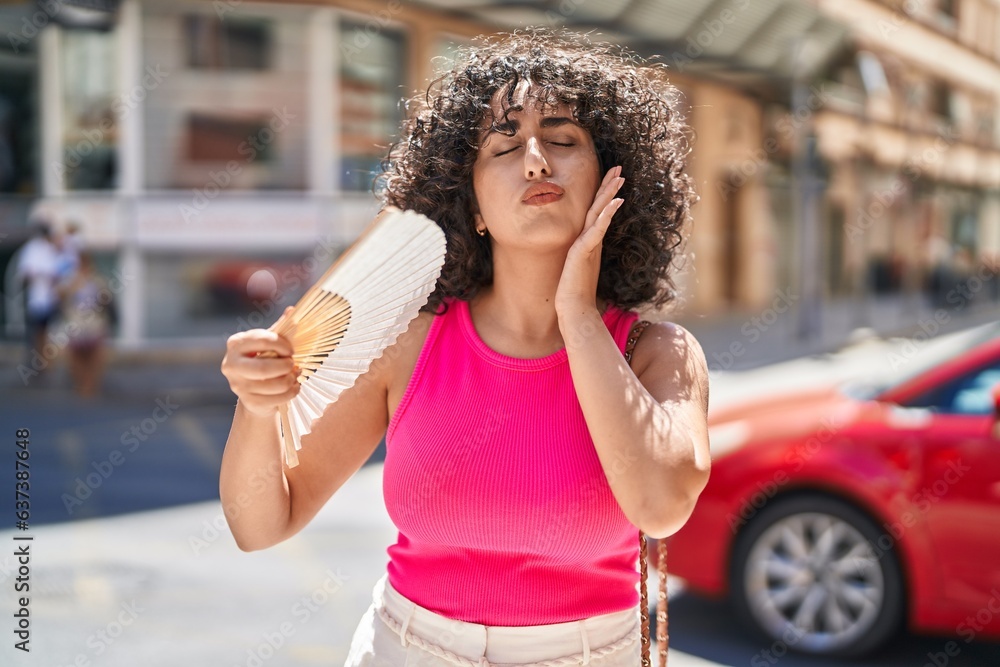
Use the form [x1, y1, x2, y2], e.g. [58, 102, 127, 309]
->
[220, 29, 711, 667]
[58, 252, 112, 397]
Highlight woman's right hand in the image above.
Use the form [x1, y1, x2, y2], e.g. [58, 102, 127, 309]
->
[221, 310, 300, 417]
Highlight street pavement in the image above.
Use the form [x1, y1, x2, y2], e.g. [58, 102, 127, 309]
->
[2, 315, 1000, 666]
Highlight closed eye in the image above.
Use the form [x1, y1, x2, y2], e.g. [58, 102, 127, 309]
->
[494, 141, 575, 157]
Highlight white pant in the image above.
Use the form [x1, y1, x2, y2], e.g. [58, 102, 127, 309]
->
[344, 573, 642, 667]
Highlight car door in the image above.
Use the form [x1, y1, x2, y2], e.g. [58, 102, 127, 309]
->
[901, 359, 1000, 608]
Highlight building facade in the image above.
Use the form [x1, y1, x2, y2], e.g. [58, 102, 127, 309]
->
[0, 0, 996, 349]
[808, 0, 1000, 311]
[1, 0, 492, 346]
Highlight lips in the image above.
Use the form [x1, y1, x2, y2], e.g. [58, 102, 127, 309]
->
[521, 182, 565, 205]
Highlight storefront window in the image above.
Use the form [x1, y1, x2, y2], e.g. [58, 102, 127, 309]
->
[143, 6, 308, 190]
[184, 15, 272, 70]
[144, 253, 314, 338]
[61, 27, 118, 190]
[0, 5, 38, 196]
[338, 19, 405, 192]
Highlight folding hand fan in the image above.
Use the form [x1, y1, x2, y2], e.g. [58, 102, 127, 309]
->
[260, 207, 446, 468]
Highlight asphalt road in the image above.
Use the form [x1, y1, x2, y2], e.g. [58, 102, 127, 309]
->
[3, 391, 236, 524]
[0, 379, 388, 526]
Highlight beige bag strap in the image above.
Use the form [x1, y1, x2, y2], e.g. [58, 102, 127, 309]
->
[624, 319, 668, 667]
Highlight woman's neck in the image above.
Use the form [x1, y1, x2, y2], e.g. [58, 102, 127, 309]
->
[468, 247, 605, 350]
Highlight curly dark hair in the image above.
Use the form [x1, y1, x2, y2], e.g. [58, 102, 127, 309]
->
[376, 28, 697, 314]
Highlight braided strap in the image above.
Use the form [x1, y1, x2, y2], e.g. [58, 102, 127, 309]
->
[375, 605, 638, 667]
[625, 319, 669, 667]
[622, 319, 649, 366]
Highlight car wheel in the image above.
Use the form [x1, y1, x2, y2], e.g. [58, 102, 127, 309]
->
[729, 494, 905, 658]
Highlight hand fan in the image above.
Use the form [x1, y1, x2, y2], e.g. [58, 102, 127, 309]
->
[261, 207, 446, 468]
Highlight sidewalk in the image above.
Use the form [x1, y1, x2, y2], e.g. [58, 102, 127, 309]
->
[0, 340, 234, 406]
[6, 325, 996, 667]
[673, 294, 1000, 373]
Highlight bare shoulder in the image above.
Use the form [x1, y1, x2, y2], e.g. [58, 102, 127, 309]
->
[630, 321, 710, 413]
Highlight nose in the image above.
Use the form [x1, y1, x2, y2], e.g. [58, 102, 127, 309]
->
[523, 137, 551, 179]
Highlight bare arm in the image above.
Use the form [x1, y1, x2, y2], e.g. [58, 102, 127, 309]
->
[559, 312, 711, 539]
[219, 323, 390, 551]
[554, 165, 710, 539]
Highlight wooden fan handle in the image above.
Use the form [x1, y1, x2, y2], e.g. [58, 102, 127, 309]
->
[277, 403, 299, 468]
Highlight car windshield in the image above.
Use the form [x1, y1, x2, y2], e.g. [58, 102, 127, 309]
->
[838, 321, 1000, 401]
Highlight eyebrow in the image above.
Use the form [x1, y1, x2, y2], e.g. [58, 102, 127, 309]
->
[485, 116, 580, 137]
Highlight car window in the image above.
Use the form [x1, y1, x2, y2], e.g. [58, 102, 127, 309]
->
[903, 360, 1000, 415]
[882, 323, 1000, 396]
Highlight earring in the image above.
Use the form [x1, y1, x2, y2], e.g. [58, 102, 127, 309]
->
[476, 227, 486, 236]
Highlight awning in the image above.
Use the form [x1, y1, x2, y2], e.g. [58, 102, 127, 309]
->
[412, 0, 849, 97]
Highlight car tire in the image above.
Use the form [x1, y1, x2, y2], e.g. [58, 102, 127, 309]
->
[729, 494, 905, 658]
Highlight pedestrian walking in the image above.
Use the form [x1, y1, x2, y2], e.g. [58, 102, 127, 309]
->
[58, 252, 112, 398]
[220, 28, 710, 667]
[15, 219, 61, 376]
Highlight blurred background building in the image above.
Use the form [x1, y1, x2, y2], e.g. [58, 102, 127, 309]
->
[0, 0, 997, 351]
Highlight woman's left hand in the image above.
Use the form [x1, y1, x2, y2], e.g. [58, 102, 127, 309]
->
[554, 165, 624, 318]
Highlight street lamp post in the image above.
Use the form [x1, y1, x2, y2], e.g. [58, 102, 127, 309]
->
[790, 35, 824, 343]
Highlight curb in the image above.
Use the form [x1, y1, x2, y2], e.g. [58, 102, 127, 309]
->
[0, 341, 224, 367]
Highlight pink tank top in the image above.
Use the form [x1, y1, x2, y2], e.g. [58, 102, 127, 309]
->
[383, 297, 642, 626]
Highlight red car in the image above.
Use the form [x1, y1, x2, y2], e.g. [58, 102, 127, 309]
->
[656, 321, 1000, 657]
